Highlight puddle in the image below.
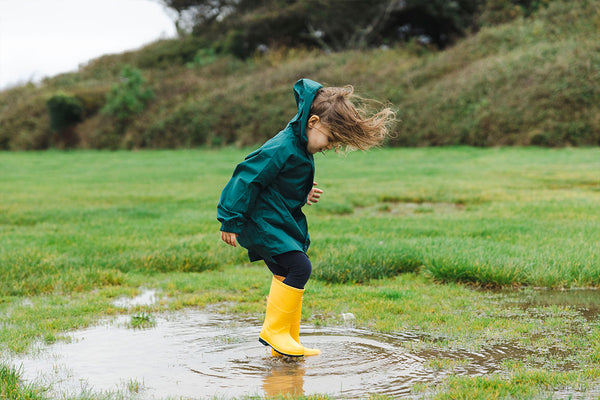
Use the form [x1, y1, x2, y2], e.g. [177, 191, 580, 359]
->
[505, 288, 600, 321]
[8, 288, 600, 399]
[9, 309, 525, 400]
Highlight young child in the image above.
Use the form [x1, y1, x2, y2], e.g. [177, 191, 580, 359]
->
[217, 78, 394, 357]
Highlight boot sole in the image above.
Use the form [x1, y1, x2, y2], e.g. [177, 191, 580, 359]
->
[259, 338, 303, 357]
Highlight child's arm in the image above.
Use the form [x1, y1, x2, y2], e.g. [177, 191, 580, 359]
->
[306, 182, 323, 206]
[217, 146, 287, 242]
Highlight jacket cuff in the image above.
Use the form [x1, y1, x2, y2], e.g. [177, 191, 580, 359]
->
[220, 220, 244, 235]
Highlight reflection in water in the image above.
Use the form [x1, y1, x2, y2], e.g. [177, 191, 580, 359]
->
[263, 360, 305, 397]
[111, 288, 159, 308]
[4, 310, 519, 399]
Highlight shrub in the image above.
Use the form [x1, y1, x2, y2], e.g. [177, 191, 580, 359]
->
[478, 0, 552, 26]
[101, 66, 154, 121]
[186, 48, 218, 68]
[72, 87, 107, 117]
[141, 101, 215, 148]
[46, 92, 83, 148]
[0, 89, 50, 150]
[46, 92, 83, 132]
[221, 29, 250, 59]
[135, 36, 209, 69]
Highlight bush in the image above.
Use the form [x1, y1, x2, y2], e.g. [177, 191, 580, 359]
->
[221, 29, 250, 59]
[101, 66, 154, 121]
[141, 101, 215, 148]
[46, 92, 83, 148]
[0, 90, 49, 150]
[186, 48, 218, 68]
[478, 0, 552, 26]
[135, 36, 209, 69]
[72, 87, 106, 117]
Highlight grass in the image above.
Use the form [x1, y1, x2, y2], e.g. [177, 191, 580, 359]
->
[130, 311, 156, 329]
[312, 147, 600, 287]
[0, 364, 47, 400]
[1, 147, 600, 399]
[3, 147, 599, 293]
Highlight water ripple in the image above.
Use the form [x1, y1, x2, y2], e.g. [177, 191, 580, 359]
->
[4, 310, 552, 399]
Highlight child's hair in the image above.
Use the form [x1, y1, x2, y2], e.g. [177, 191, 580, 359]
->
[309, 85, 396, 151]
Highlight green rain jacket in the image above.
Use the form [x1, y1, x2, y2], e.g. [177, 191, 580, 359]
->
[217, 78, 323, 262]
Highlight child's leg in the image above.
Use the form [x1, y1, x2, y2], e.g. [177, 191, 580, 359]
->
[262, 251, 320, 356]
[271, 251, 312, 289]
[264, 259, 289, 279]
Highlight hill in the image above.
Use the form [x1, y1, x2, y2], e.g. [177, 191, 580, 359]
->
[0, 0, 598, 150]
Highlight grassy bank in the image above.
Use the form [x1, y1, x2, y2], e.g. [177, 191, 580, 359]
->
[1, 148, 599, 398]
[1, 0, 599, 149]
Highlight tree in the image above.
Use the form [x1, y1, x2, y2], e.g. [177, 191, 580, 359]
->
[158, 0, 240, 35]
[159, 0, 548, 56]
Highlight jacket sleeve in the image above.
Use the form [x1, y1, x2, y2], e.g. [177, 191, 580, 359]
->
[217, 147, 285, 234]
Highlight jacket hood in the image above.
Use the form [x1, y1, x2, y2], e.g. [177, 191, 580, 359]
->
[288, 78, 323, 146]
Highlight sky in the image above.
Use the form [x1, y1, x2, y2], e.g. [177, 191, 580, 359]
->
[0, 0, 178, 89]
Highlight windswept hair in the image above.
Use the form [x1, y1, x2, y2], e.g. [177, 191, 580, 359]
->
[309, 85, 396, 151]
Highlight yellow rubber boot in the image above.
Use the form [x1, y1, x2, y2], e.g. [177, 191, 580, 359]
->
[270, 276, 321, 357]
[259, 277, 304, 357]
[289, 301, 321, 356]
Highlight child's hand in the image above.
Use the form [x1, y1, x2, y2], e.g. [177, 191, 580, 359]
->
[221, 231, 238, 247]
[306, 182, 323, 206]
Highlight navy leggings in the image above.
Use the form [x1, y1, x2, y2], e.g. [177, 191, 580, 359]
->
[265, 251, 312, 289]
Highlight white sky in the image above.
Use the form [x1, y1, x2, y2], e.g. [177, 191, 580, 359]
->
[0, 0, 177, 89]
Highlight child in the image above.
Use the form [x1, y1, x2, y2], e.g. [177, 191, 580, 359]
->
[217, 78, 394, 357]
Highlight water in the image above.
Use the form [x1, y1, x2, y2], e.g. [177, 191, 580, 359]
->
[512, 288, 600, 321]
[9, 309, 519, 399]
[111, 288, 160, 309]
[8, 288, 600, 399]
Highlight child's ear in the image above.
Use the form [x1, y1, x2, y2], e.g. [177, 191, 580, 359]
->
[307, 115, 320, 128]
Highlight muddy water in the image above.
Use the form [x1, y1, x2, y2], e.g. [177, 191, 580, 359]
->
[8, 288, 600, 399]
[9, 309, 514, 400]
[512, 288, 600, 321]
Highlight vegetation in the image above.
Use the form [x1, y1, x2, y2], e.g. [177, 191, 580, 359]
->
[1, 148, 598, 298]
[130, 311, 156, 329]
[2, 3, 598, 397]
[45, 92, 83, 148]
[101, 65, 154, 121]
[0, 364, 46, 400]
[0, 148, 599, 399]
[160, 0, 550, 52]
[1, 0, 598, 150]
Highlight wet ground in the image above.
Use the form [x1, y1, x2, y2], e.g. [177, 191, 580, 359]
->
[9, 311, 513, 399]
[512, 287, 600, 321]
[7, 288, 600, 399]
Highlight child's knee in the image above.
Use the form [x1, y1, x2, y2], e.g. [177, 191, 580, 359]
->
[300, 261, 312, 280]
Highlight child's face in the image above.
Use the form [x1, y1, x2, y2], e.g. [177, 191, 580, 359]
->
[306, 117, 334, 154]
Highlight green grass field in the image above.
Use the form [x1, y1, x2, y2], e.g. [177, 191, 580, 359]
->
[1, 147, 600, 399]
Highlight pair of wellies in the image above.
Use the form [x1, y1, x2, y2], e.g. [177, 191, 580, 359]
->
[259, 276, 320, 357]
